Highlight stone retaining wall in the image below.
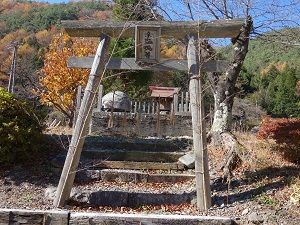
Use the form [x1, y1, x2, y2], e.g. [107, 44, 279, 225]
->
[0, 208, 68, 225]
[0, 208, 235, 225]
[91, 112, 193, 137]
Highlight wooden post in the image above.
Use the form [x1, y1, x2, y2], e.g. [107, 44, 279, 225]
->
[130, 101, 133, 113]
[97, 84, 103, 111]
[147, 101, 151, 114]
[180, 92, 184, 112]
[209, 104, 213, 127]
[143, 102, 146, 113]
[134, 101, 137, 113]
[89, 84, 103, 133]
[187, 36, 211, 210]
[152, 100, 155, 114]
[156, 96, 161, 138]
[7, 45, 17, 93]
[185, 91, 189, 112]
[54, 35, 111, 207]
[173, 93, 178, 114]
[73, 85, 82, 128]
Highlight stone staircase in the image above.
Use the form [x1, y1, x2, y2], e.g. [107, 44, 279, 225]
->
[80, 135, 192, 171]
[68, 135, 197, 207]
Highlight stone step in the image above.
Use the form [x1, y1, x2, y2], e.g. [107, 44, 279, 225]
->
[88, 160, 185, 170]
[83, 136, 192, 152]
[81, 149, 185, 163]
[70, 189, 196, 208]
[0, 209, 235, 225]
[75, 169, 195, 183]
[69, 213, 234, 225]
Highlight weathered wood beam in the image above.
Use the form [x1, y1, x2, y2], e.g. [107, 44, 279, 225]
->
[54, 35, 111, 207]
[68, 57, 229, 73]
[187, 36, 211, 210]
[62, 19, 244, 39]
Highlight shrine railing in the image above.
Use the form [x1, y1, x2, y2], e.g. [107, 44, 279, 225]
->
[75, 85, 192, 116]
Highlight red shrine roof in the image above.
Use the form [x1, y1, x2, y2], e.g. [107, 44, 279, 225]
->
[149, 86, 181, 98]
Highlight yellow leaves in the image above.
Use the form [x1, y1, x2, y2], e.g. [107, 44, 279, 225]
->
[0, 0, 16, 12]
[63, 35, 72, 43]
[296, 81, 300, 97]
[40, 33, 98, 116]
[261, 61, 287, 76]
[0, 0, 43, 14]
[0, 29, 28, 50]
[18, 43, 34, 55]
[0, 29, 29, 73]
[160, 43, 185, 59]
[290, 184, 300, 205]
[289, 177, 300, 205]
[92, 11, 110, 21]
[35, 29, 57, 46]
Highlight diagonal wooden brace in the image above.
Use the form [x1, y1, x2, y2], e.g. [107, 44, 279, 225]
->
[53, 34, 111, 207]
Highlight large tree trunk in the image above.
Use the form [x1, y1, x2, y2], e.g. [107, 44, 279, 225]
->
[207, 17, 253, 178]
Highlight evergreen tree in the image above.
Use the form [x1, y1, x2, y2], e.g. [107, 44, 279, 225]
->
[261, 67, 300, 117]
[112, 0, 158, 21]
[272, 68, 299, 117]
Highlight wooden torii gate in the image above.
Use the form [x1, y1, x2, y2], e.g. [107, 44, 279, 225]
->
[54, 19, 244, 210]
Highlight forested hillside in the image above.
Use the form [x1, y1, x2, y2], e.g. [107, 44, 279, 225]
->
[221, 29, 300, 117]
[0, 0, 111, 97]
[244, 29, 300, 75]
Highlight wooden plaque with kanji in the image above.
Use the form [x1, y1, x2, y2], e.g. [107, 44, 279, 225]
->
[135, 25, 161, 64]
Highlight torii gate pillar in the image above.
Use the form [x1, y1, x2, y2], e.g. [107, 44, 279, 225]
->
[187, 36, 211, 210]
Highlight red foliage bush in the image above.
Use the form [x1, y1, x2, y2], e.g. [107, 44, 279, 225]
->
[257, 117, 300, 164]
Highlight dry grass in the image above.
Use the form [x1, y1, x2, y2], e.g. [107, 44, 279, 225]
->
[208, 132, 300, 210]
[233, 132, 295, 170]
[208, 132, 295, 177]
[289, 177, 300, 205]
[44, 125, 73, 135]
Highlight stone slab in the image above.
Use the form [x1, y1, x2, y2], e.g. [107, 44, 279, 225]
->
[71, 190, 196, 207]
[178, 151, 195, 168]
[82, 150, 184, 163]
[83, 134, 192, 152]
[69, 212, 235, 225]
[0, 208, 235, 225]
[147, 173, 195, 183]
[0, 208, 68, 225]
[100, 169, 148, 183]
[75, 169, 195, 183]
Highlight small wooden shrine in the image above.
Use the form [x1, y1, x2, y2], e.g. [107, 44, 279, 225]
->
[149, 86, 180, 112]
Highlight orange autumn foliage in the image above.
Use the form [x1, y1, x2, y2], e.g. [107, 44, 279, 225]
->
[261, 61, 287, 76]
[40, 34, 98, 123]
[160, 42, 185, 59]
[0, 29, 29, 82]
[257, 116, 300, 164]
